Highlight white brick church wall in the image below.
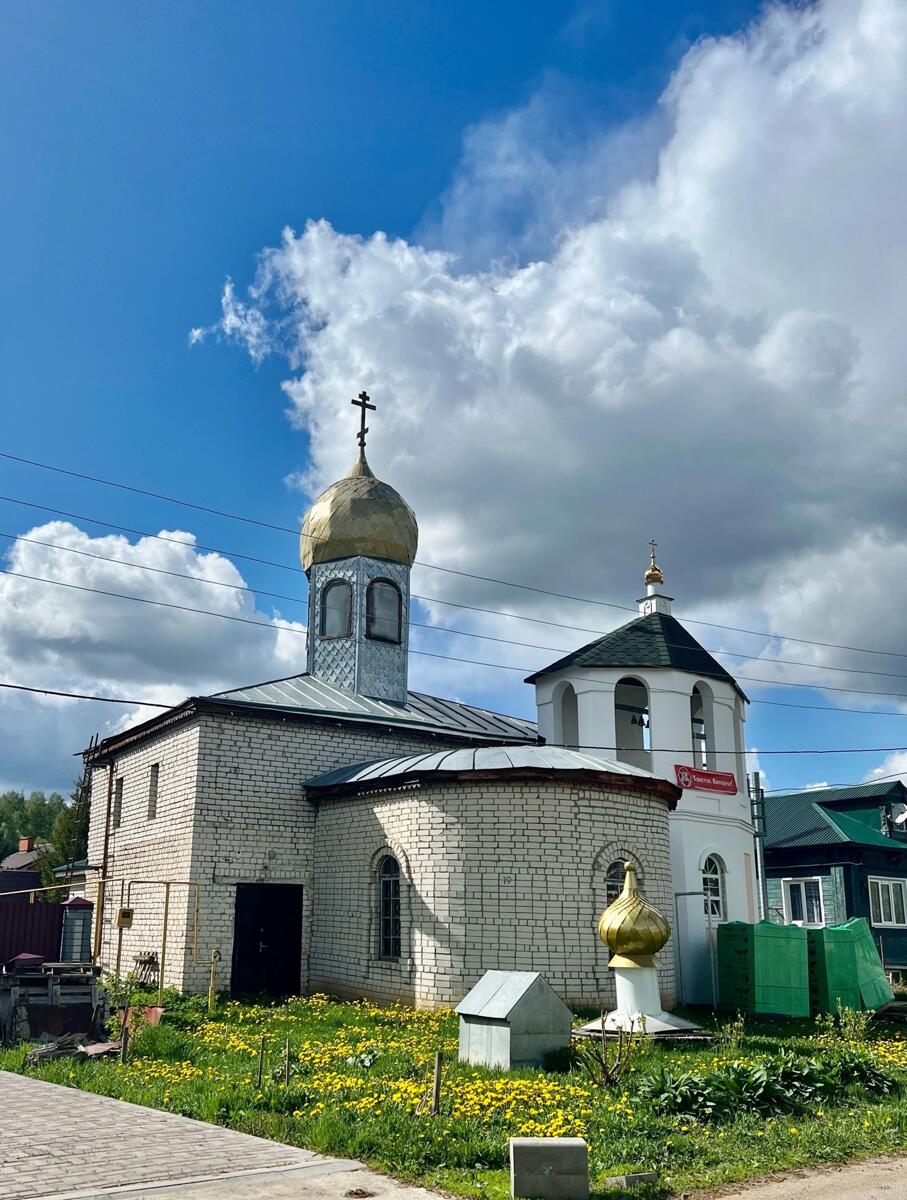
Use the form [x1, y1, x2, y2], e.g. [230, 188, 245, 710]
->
[309, 779, 675, 1010]
[87, 709, 464, 992]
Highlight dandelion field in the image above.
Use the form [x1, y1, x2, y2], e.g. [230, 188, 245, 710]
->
[2, 994, 906, 1199]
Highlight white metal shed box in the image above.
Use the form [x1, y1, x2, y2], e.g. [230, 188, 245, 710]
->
[455, 970, 573, 1069]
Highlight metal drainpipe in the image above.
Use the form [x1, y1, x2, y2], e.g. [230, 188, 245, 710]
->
[158, 882, 171, 1005]
[93, 761, 115, 963]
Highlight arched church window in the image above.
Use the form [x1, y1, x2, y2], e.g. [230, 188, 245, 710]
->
[366, 579, 402, 643]
[605, 860, 626, 906]
[378, 855, 401, 959]
[690, 684, 716, 770]
[702, 854, 727, 921]
[614, 677, 651, 768]
[319, 579, 352, 638]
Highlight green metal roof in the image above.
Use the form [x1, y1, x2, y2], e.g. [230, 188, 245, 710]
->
[525, 611, 746, 698]
[764, 780, 907, 851]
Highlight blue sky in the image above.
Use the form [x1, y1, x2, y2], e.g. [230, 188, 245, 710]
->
[3, 0, 907, 796]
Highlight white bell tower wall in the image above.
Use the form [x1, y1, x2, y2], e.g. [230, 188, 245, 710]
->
[536, 661, 757, 1007]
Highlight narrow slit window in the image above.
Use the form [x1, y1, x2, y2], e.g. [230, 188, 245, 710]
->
[113, 778, 124, 830]
[148, 763, 159, 820]
[379, 855, 401, 959]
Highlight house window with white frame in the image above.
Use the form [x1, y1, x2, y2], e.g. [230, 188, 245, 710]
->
[782, 877, 824, 927]
[868, 876, 907, 927]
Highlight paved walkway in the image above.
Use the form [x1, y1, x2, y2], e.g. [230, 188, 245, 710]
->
[2, 1071, 904, 1200]
[0, 1072, 440, 1200]
[718, 1156, 907, 1199]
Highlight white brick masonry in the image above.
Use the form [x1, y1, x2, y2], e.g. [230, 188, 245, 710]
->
[87, 709, 465, 992]
[309, 778, 675, 1010]
[86, 710, 675, 1009]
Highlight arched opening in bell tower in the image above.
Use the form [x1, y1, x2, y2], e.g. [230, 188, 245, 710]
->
[690, 682, 717, 770]
[552, 681, 579, 748]
[614, 676, 651, 770]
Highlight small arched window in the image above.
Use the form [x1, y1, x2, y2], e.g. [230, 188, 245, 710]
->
[702, 854, 727, 921]
[378, 855, 401, 959]
[320, 579, 352, 639]
[605, 860, 626, 907]
[366, 579, 402, 644]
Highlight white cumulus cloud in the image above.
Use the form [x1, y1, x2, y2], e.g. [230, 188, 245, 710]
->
[208, 0, 907, 725]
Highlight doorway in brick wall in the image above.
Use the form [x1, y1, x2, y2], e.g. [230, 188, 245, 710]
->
[230, 882, 303, 997]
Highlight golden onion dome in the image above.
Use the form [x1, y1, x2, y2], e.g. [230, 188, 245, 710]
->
[644, 543, 664, 586]
[300, 453, 419, 573]
[597, 862, 671, 969]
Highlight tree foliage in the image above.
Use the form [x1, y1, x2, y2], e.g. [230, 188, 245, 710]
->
[0, 790, 68, 861]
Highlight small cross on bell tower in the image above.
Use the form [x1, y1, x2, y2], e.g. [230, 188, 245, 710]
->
[351, 390, 376, 456]
[639, 539, 673, 616]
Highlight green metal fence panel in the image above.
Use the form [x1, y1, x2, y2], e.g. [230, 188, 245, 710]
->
[717, 921, 810, 1017]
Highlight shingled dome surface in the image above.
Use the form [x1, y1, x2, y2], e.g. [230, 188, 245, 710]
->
[300, 453, 418, 572]
[525, 611, 747, 699]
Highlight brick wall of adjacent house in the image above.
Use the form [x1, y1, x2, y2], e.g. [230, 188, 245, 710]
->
[309, 778, 675, 1010]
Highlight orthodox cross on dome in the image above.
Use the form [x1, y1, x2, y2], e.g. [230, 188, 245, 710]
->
[645, 539, 664, 586]
[351, 389, 376, 452]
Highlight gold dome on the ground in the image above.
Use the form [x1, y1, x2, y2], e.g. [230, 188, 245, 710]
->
[300, 453, 419, 573]
[597, 862, 671, 969]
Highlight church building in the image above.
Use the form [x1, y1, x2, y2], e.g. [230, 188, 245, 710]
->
[84, 397, 756, 1009]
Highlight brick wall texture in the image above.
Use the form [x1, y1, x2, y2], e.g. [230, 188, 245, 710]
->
[87, 709, 675, 1010]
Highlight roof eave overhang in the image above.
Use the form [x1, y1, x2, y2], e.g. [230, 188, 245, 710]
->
[307, 765, 681, 808]
[526, 660, 749, 703]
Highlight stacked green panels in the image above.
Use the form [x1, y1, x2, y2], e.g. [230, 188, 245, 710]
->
[808, 918, 893, 1013]
[807, 924, 862, 1013]
[718, 921, 810, 1017]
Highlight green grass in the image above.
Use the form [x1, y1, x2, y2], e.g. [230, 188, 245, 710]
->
[2, 992, 906, 1199]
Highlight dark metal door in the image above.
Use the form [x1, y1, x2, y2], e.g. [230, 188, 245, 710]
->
[230, 883, 303, 997]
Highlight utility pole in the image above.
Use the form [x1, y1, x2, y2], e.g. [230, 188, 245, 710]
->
[749, 770, 768, 920]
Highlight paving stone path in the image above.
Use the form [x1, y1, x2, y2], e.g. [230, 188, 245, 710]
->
[0, 1071, 436, 1200]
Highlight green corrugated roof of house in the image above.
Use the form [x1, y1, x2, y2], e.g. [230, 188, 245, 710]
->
[524, 611, 746, 698]
[764, 780, 907, 851]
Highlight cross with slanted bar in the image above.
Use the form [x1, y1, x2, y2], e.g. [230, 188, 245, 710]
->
[351, 390, 376, 451]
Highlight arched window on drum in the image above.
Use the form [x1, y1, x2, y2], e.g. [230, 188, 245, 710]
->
[319, 579, 352, 639]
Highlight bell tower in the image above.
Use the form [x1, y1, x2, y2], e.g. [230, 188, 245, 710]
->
[299, 393, 418, 705]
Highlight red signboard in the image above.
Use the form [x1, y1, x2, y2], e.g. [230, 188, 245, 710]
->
[674, 764, 738, 795]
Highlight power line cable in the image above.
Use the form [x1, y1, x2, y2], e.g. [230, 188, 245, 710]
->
[4, 450, 907, 661]
[762, 769, 907, 794]
[8, 562, 907, 703]
[5, 530, 907, 717]
[0, 682, 170, 708]
[8, 529, 907, 683]
[1, 679, 905, 756]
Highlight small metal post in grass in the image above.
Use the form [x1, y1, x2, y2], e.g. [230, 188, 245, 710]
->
[256, 1034, 265, 1088]
[119, 1023, 130, 1064]
[431, 1051, 442, 1115]
[284, 1037, 290, 1087]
